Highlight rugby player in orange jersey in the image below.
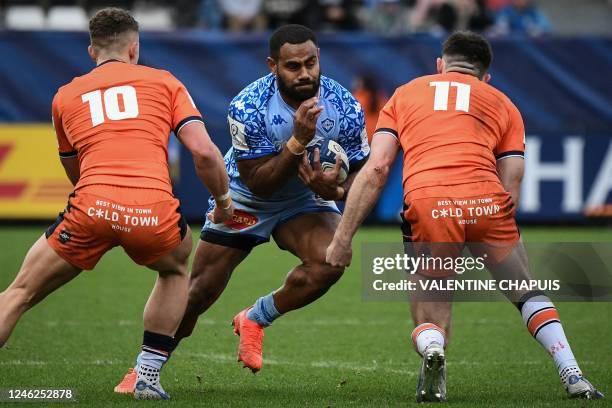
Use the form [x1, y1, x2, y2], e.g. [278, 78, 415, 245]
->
[0, 8, 233, 400]
[326, 31, 603, 402]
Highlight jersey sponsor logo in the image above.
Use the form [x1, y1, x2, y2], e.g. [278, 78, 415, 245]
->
[228, 116, 248, 151]
[223, 209, 258, 230]
[321, 118, 335, 133]
[86, 201, 159, 230]
[430, 198, 502, 223]
[271, 114, 288, 126]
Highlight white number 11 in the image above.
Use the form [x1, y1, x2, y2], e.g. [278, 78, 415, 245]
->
[430, 81, 471, 112]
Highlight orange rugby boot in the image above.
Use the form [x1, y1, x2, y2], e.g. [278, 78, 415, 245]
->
[232, 308, 264, 373]
[114, 367, 137, 394]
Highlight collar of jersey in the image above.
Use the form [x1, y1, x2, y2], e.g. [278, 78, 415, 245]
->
[96, 59, 126, 68]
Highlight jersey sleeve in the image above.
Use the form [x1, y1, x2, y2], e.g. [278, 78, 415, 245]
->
[52, 93, 77, 158]
[227, 93, 274, 161]
[170, 77, 204, 136]
[339, 96, 370, 166]
[494, 100, 525, 160]
[374, 93, 399, 143]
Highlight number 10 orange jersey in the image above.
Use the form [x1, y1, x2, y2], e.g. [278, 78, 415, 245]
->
[375, 72, 525, 201]
[51, 60, 203, 195]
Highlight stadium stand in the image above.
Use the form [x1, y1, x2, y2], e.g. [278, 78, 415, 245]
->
[0, 0, 611, 33]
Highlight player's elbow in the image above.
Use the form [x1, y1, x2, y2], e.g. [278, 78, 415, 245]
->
[366, 161, 391, 188]
[191, 144, 220, 168]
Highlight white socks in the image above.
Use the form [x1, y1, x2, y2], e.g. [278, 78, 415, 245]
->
[519, 294, 579, 377]
[412, 323, 446, 356]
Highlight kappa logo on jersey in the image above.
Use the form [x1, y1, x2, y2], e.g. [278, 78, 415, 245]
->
[321, 118, 335, 133]
[58, 229, 71, 244]
[223, 209, 259, 231]
[271, 115, 288, 126]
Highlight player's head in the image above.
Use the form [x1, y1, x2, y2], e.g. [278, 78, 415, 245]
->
[438, 31, 493, 81]
[88, 8, 139, 65]
[268, 24, 321, 103]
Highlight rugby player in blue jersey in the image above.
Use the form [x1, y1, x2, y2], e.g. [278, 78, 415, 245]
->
[114, 24, 369, 389]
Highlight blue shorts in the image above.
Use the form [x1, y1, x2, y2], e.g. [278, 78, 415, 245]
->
[200, 191, 340, 252]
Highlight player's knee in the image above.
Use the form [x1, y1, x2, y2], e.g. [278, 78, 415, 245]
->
[158, 263, 189, 278]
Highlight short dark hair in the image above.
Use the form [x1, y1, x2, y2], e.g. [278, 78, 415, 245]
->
[442, 31, 493, 77]
[89, 7, 139, 51]
[269, 24, 318, 60]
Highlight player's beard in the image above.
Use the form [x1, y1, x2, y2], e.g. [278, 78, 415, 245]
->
[277, 72, 321, 103]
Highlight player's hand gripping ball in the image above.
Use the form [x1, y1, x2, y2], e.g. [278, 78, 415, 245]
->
[308, 139, 349, 183]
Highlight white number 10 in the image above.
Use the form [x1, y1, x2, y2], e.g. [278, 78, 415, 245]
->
[82, 85, 139, 127]
[430, 81, 471, 112]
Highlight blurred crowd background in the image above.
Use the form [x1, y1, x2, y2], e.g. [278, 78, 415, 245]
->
[1, 0, 611, 35]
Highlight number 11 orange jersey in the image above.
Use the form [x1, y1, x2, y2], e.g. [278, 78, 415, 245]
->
[51, 60, 203, 195]
[375, 72, 525, 201]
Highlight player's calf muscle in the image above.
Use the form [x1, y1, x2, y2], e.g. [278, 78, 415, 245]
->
[311, 263, 344, 286]
[285, 262, 344, 290]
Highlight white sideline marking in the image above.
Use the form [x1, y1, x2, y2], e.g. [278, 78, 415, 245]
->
[0, 360, 48, 366]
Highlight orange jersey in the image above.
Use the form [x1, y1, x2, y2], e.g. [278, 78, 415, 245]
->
[51, 60, 202, 194]
[375, 72, 524, 200]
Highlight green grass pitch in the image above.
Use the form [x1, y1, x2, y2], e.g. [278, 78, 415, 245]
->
[0, 226, 610, 407]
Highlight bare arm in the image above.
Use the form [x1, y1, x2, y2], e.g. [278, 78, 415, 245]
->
[178, 121, 229, 201]
[60, 156, 80, 186]
[326, 134, 400, 267]
[237, 148, 303, 198]
[496, 156, 524, 209]
[339, 157, 368, 200]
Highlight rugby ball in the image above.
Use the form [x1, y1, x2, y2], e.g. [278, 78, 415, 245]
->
[309, 139, 349, 183]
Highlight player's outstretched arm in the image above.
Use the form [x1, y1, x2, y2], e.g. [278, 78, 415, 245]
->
[178, 121, 233, 221]
[237, 96, 323, 198]
[326, 134, 399, 267]
[496, 156, 524, 209]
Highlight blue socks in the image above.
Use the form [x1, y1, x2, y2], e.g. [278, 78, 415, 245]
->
[247, 293, 282, 326]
